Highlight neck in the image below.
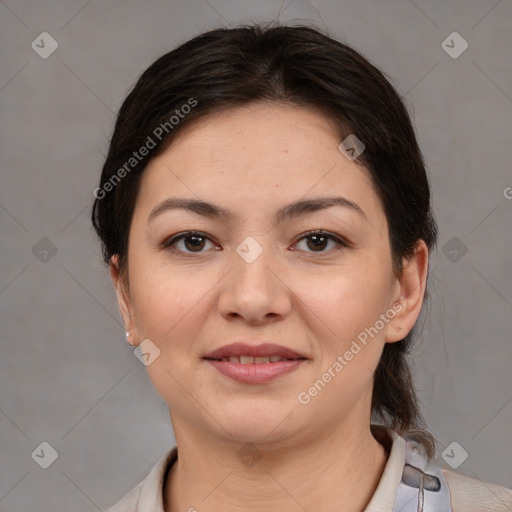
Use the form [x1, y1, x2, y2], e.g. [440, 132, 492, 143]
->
[164, 419, 389, 512]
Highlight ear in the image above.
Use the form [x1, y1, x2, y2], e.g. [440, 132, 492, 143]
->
[385, 240, 429, 343]
[110, 255, 140, 346]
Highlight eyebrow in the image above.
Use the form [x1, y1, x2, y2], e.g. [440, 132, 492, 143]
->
[148, 196, 367, 223]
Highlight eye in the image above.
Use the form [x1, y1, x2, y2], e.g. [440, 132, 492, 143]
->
[292, 230, 348, 253]
[161, 231, 219, 255]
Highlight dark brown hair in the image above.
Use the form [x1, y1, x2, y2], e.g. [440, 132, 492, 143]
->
[92, 24, 438, 457]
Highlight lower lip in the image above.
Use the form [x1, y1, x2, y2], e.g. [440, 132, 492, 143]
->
[205, 359, 305, 383]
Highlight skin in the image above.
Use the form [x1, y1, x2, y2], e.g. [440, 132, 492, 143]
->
[111, 102, 429, 512]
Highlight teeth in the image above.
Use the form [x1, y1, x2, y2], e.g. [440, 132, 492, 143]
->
[220, 355, 288, 364]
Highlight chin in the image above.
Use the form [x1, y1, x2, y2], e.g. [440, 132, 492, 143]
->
[217, 404, 303, 444]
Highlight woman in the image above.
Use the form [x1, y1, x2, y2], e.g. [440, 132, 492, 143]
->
[92, 24, 512, 512]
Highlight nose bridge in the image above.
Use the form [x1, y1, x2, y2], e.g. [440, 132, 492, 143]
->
[232, 235, 276, 299]
[217, 235, 291, 322]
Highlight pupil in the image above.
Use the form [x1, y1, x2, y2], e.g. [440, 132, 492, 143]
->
[185, 235, 204, 251]
[308, 235, 327, 251]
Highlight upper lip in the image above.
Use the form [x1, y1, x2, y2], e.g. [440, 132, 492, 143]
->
[204, 342, 307, 360]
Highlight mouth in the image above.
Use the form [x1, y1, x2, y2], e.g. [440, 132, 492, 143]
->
[203, 342, 308, 383]
[204, 342, 307, 361]
[206, 355, 304, 364]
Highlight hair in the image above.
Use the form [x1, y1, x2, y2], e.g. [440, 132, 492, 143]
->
[92, 23, 438, 458]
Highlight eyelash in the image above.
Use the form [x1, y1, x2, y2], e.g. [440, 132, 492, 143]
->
[160, 230, 349, 256]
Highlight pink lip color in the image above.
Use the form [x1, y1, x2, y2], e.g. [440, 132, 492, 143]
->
[206, 359, 305, 383]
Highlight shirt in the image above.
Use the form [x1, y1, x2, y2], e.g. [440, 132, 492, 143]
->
[105, 426, 512, 512]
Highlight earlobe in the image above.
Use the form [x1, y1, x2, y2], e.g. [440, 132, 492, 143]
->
[110, 255, 139, 345]
[385, 240, 429, 343]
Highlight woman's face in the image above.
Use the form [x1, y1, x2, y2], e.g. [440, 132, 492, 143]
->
[112, 102, 426, 448]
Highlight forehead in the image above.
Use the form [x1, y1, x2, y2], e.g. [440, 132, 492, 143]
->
[135, 102, 384, 224]
[165, 102, 347, 173]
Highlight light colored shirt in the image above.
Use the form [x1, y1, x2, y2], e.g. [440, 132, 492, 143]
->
[105, 426, 512, 512]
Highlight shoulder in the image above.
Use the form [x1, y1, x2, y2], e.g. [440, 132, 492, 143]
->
[104, 447, 177, 512]
[443, 468, 512, 512]
[104, 480, 143, 512]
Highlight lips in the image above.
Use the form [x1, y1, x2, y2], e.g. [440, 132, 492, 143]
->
[204, 342, 308, 383]
[204, 342, 306, 361]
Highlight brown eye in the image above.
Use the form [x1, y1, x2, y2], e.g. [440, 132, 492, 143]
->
[162, 231, 217, 255]
[293, 230, 347, 253]
[182, 234, 206, 252]
[306, 233, 329, 251]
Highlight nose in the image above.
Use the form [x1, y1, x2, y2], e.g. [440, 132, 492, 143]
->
[217, 241, 292, 325]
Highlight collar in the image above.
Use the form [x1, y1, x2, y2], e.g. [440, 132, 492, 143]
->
[125, 425, 451, 512]
[365, 425, 407, 511]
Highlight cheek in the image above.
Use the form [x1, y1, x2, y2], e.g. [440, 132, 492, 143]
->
[295, 268, 391, 406]
[129, 253, 221, 345]
[132, 274, 193, 336]
[295, 259, 393, 339]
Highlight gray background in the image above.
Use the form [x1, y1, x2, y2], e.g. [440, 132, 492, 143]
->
[1, 0, 511, 510]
